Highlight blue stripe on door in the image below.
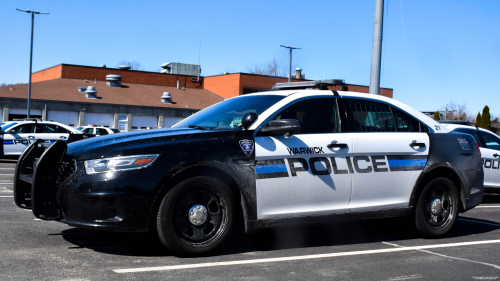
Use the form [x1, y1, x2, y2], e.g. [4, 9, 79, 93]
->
[388, 159, 427, 167]
[3, 140, 13, 144]
[255, 164, 288, 174]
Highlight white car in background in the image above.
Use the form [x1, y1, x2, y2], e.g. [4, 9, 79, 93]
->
[1, 120, 82, 156]
[76, 125, 120, 136]
[441, 120, 500, 194]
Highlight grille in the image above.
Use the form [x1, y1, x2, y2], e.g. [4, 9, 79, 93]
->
[56, 161, 77, 186]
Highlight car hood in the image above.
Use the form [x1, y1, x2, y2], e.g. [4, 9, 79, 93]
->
[66, 128, 210, 160]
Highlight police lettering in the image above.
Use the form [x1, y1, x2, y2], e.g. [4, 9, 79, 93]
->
[288, 156, 389, 176]
[287, 147, 324, 155]
[482, 159, 500, 170]
[13, 139, 33, 145]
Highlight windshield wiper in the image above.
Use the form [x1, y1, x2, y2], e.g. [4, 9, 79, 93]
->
[187, 125, 206, 130]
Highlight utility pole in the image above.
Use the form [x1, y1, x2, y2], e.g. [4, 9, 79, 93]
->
[280, 45, 301, 82]
[369, 0, 384, 95]
[16, 8, 49, 118]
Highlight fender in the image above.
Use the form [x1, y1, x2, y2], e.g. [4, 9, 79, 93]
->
[407, 132, 483, 213]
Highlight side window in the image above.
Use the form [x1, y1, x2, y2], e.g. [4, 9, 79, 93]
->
[391, 107, 424, 132]
[11, 124, 35, 134]
[478, 131, 500, 151]
[97, 128, 109, 135]
[57, 126, 70, 134]
[83, 128, 94, 134]
[454, 129, 481, 144]
[38, 124, 57, 133]
[345, 99, 395, 132]
[270, 98, 339, 134]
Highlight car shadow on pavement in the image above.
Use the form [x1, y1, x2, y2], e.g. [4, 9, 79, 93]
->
[58, 215, 500, 258]
[481, 194, 500, 204]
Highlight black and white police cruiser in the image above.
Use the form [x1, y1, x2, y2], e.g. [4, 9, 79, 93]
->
[14, 80, 484, 255]
[0, 119, 82, 157]
[440, 120, 500, 194]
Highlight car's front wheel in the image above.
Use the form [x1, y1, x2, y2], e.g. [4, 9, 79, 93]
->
[156, 176, 235, 256]
[414, 176, 459, 237]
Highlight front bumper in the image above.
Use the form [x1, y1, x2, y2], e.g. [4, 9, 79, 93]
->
[14, 140, 163, 232]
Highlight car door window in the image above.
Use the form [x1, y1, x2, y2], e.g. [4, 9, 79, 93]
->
[478, 131, 500, 151]
[270, 98, 339, 134]
[454, 129, 481, 144]
[345, 99, 395, 132]
[96, 128, 109, 135]
[11, 124, 35, 134]
[38, 124, 57, 133]
[83, 128, 94, 134]
[57, 126, 70, 134]
[391, 107, 425, 132]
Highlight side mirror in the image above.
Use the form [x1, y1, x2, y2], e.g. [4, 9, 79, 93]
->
[239, 112, 258, 130]
[260, 119, 301, 137]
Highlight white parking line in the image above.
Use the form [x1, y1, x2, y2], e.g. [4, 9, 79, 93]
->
[382, 241, 500, 270]
[458, 218, 500, 227]
[0, 196, 13, 198]
[113, 239, 500, 273]
[476, 206, 500, 208]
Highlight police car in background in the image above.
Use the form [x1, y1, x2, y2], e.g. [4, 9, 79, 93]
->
[14, 80, 483, 256]
[440, 120, 500, 194]
[76, 125, 121, 136]
[1, 119, 82, 156]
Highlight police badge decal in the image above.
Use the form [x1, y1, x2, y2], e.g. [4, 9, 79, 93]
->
[239, 139, 254, 157]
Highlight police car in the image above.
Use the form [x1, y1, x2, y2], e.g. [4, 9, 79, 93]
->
[1, 119, 82, 156]
[440, 120, 500, 194]
[76, 125, 121, 136]
[14, 80, 483, 256]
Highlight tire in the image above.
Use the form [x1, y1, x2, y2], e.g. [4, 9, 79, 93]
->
[414, 176, 459, 237]
[157, 176, 235, 256]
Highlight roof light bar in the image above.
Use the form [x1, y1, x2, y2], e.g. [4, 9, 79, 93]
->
[273, 79, 347, 91]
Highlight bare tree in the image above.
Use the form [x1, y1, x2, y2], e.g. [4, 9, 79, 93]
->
[439, 100, 475, 121]
[116, 60, 144, 71]
[247, 58, 288, 77]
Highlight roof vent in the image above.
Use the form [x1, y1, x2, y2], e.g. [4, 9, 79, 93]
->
[100, 64, 106, 68]
[106, 74, 122, 87]
[85, 86, 97, 99]
[161, 92, 172, 104]
[84, 79, 88, 82]
[295, 68, 304, 79]
[119, 65, 131, 70]
[77, 87, 86, 93]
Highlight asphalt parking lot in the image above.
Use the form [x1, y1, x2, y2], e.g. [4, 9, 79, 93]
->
[1, 160, 500, 280]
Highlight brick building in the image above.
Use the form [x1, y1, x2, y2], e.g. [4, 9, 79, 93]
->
[0, 64, 393, 130]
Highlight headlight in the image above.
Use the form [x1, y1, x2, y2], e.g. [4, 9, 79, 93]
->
[84, 154, 159, 174]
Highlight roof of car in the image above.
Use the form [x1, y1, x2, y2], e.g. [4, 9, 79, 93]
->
[239, 89, 447, 133]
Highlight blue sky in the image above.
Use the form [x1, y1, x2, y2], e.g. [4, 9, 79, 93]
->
[1, 0, 499, 116]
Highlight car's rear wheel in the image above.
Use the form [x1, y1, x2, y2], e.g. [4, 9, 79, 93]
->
[157, 176, 235, 256]
[414, 176, 459, 237]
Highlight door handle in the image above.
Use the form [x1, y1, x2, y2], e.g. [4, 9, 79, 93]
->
[494, 153, 500, 158]
[327, 143, 348, 149]
[27, 135, 35, 139]
[60, 136, 67, 139]
[409, 142, 426, 148]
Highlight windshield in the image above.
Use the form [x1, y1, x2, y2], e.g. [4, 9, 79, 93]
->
[174, 95, 285, 130]
[0, 123, 18, 132]
[76, 127, 84, 131]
